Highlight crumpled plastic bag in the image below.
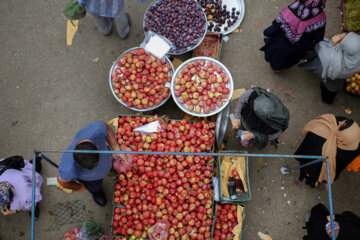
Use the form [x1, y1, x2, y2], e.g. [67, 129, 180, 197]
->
[78, 221, 103, 240]
[63, 228, 80, 240]
[232, 205, 244, 238]
[147, 220, 170, 240]
[221, 157, 231, 198]
[99, 234, 113, 240]
[63, 0, 86, 21]
[113, 146, 133, 174]
[134, 120, 163, 135]
[140, 31, 173, 60]
[258, 232, 272, 240]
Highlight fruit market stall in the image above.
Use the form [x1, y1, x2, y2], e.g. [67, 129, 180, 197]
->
[31, 112, 338, 240]
[109, 0, 247, 115]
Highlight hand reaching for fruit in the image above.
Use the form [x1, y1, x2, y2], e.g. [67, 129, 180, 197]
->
[242, 131, 254, 141]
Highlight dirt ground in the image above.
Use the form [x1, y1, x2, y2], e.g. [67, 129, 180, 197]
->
[0, 0, 359, 239]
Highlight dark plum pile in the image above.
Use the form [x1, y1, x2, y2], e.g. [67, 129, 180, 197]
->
[144, 0, 206, 54]
[198, 0, 240, 32]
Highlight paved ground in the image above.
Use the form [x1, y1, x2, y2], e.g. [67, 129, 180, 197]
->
[0, 0, 359, 239]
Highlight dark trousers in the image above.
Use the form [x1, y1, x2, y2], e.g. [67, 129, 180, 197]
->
[82, 179, 103, 194]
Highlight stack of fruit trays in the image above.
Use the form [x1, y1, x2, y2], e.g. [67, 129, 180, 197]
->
[111, 115, 216, 239]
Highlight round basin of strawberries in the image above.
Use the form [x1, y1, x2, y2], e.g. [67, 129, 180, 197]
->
[171, 57, 233, 117]
[109, 47, 174, 112]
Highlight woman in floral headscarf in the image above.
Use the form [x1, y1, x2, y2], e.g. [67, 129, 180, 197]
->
[0, 156, 43, 218]
[260, 0, 326, 71]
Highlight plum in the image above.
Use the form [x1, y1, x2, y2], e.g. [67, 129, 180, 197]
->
[144, 0, 206, 53]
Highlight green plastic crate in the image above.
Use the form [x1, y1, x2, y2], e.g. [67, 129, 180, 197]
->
[210, 203, 245, 240]
[109, 205, 128, 238]
[218, 150, 252, 203]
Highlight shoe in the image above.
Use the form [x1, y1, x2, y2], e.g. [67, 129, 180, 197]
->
[92, 191, 107, 206]
[35, 157, 42, 174]
[30, 157, 42, 174]
[119, 13, 131, 39]
[29, 205, 40, 219]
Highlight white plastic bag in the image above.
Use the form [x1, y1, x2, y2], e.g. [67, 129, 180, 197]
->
[147, 220, 170, 240]
[140, 31, 173, 60]
[113, 146, 133, 174]
[134, 120, 163, 135]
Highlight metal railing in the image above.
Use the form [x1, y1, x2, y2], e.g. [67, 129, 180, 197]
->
[30, 149, 336, 240]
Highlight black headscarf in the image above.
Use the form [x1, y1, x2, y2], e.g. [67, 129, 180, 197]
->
[241, 89, 289, 135]
[241, 91, 278, 134]
[0, 155, 25, 175]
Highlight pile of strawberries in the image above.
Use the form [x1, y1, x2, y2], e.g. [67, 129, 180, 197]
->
[213, 204, 238, 240]
[111, 115, 216, 239]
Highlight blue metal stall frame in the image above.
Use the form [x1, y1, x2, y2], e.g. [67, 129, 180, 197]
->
[31, 150, 336, 240]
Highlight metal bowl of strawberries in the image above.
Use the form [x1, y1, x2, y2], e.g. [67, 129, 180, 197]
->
[109, 47, 174, 112]
[171, 57, 233, 117]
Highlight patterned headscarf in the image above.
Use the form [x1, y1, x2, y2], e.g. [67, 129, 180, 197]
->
[275, 0, 326, 43]
[0, 182, 14, 210]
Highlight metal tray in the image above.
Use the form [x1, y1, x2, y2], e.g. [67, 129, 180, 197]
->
[198, 0, 245, 35]
[170, 56, 234, 117]
[109, 47, 174, 112]
[143, 0, 208, 55]
[215, 103, 230, 149]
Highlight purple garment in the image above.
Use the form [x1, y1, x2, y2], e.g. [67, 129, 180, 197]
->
[234, 89, 253, 119]
[275, 0, 326, 43]
[0, 160, 43, 211]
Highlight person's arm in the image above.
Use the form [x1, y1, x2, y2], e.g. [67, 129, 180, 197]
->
[264, 24, 281, 38]
[102, 121, 129, 162]
[331, 33, 347, 46]
[57, 176, 86, 192]
[1, 206, 24, 215]
[234, 90, 253, 119]
[232, 90, 253, 129]
[102, 121, 120, 151]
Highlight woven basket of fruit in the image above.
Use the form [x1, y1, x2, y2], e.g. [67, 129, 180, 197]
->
[341, 0, 360, 32]
[109, 48, 174, 112]
[345, 71, 360, 96]
[143, 0, 207, 55]
[198, 0, 245, 34]
[171, 57, 234, 117]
